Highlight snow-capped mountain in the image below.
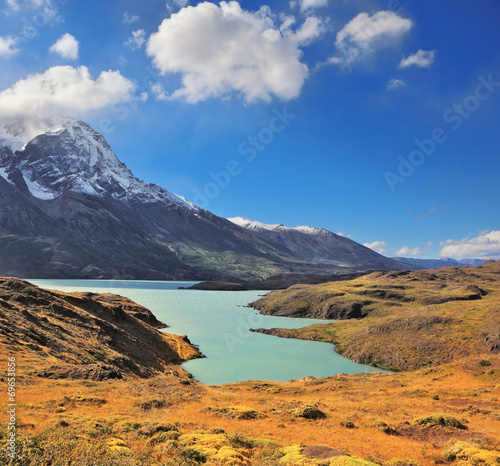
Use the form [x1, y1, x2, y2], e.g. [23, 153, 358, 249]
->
[228, 216, 330, 235]
[228, 216, 409, 270]
[0, 114, 68, 153]
[0, 116, 196, 209]
[0, 116, 413, 279]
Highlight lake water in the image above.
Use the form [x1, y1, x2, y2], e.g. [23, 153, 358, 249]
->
[30, 280, 387, 385]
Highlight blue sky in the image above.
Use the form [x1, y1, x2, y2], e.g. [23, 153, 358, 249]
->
[1, 0, 499, 259]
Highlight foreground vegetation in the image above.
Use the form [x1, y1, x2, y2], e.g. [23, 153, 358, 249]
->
[1, 264, 500, 465]
[1, 356, 499, 465]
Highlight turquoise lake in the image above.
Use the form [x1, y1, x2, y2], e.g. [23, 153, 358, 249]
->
[30, 280, 387, 385]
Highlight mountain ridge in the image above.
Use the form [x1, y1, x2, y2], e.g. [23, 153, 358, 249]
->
[0, 115, 414, 279]
[228, 215, 409, 271]
[392, 256, 488, 269]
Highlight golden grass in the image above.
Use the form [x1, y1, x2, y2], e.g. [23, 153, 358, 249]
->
[2, 353, 499, 465]
[1, 265, 500, 464]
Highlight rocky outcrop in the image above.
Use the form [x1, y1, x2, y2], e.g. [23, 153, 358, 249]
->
[0, 277, 202, 377]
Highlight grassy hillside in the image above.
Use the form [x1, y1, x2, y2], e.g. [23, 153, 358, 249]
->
[251, 262, 500, 371]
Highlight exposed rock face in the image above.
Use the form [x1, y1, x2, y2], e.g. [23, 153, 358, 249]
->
[33, 364, 123, 381]
[0, 277, 201, 377]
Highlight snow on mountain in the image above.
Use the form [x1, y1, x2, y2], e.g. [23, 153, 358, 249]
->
[0, 115, 68, 152]
[228, 216, 329, 235]
[0, 115, 197, 210]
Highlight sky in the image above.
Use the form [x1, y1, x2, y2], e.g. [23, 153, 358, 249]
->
[0, 0, 499, 260]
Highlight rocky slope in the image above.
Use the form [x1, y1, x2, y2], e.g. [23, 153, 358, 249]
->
[0, 277, 201, 378]
[228, 216, 410, 271]
[250, 262, 500, 370]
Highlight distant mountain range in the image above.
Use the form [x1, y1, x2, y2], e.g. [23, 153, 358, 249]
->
[0, 115, 415, 280]
[228, 217, 407, 270]
[391, 257, 487, 269]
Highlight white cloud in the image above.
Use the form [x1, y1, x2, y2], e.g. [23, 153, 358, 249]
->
[6, 0, 20, 11]
[292, 16, 324, 45]
[123, 11, 139, 24]
[146, 1, 311, 103]
[299, 0, 327, 13]
[124, 29, 147, 50]
[387, 78, 406, 90]
[152, 83, 169, 101]
[6, 0, 52, 9]
[50, 33, 79, 60]
[337, 232, 352, 239]
[329, 11, 412, 67]
[439, 231, 500, 259]
[395, 246, 422, 256]
[6, 0, 62, 21]
[399, 49, 436, 68]
[170, 0, 189, 8]
[363, 241, 388, 254]
[0, 65, 136, 117]
[0, 36, 18, 59]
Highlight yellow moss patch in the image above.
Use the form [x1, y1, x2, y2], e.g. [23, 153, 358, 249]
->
[329, 457, 379, 466]
[444, 441, 500, 465]
[279, 445, 379, 465]
[280, 445, 313, 465]
[212, 445, 251, 465]
[106, 437, 130, 453]
[177, 431, 229, 456]
[205, 405, 265, 419]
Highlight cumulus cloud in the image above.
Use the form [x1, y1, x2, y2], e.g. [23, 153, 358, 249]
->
[399, 49, 436, 68]
[50, 33, 79, 60]
[363, 241, 388, 254]
[439, 231, 500, 259]
[0, 66, 136, 117]
[387, 78, 406, 90]
[395, 246, 422, 256]
[329, 11, 412, 67]
[0, 36, 18, 59]
[299, 0, 327, 13]
[292, 16, 324, 45]
[123, 11, 139, 24]
[146, 1, 313, 103]
[124, 29, 147, 50]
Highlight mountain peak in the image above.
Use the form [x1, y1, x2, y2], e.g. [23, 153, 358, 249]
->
[0, 114, 76, 152]
[0, 115, 197, 210]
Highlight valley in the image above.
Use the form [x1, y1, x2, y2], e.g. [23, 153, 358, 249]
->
[1, 263, 499, 465]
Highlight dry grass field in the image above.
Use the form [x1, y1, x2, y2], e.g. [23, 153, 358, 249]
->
[1, 265, 499, 465]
